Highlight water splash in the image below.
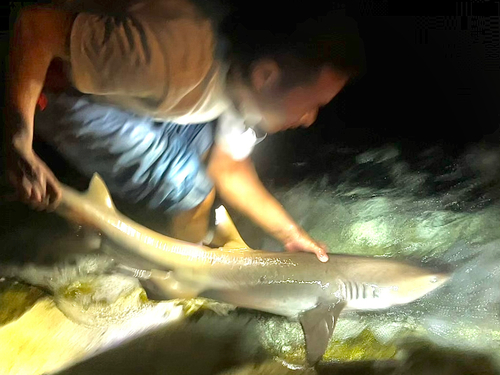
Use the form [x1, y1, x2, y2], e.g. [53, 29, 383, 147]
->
[254, 143, 500, 364]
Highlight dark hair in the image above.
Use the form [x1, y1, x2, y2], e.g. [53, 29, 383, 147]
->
[218, 7, 366, 88]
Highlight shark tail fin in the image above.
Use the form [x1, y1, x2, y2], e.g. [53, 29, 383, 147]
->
[85, 173, 117, 212]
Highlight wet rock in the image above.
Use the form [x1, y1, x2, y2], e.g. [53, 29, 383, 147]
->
[0, 279, 45, 326]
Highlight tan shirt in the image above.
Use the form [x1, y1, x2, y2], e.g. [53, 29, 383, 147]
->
[69, 0, 230, 124]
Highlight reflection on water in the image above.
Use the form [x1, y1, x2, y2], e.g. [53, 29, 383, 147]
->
[1, 143, 500, 374]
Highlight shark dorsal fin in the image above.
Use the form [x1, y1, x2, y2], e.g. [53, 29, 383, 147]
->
[85, 173, 116, 211]
[213, 205, 250, 249]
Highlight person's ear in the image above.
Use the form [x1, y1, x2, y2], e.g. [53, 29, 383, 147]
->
[250, 59, 281, 92]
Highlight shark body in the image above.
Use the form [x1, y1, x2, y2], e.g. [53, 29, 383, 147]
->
[56, 174, 449, 364]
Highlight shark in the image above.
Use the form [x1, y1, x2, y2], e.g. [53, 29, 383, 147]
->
[55, 174, 450, 365]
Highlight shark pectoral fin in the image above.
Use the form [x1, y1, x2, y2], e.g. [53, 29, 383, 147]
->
[116, 265, 203, 301]
[85, 173, 117, 211]
[299, 300, 347, 366]
[208, 205, 250, 249]
[144, 270, 204, 300]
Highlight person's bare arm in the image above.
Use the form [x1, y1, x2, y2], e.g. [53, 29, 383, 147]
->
[207, 144, 329, 262]
[4, 6, 75, 210]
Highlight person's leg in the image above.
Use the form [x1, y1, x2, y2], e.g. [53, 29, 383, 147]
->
[168, 186, 215, 243]
[35, 90, 216, 243]
[160, 121, 216, 243]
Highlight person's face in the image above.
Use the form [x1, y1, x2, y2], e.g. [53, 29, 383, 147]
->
[248, 60, 349, 133]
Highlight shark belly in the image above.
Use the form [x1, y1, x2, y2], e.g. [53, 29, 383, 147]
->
[201, 281, 331, 318]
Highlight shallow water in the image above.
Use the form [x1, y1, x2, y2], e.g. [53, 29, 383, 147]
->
[252, 142, 500, 361]
[1, 141, 500, 374]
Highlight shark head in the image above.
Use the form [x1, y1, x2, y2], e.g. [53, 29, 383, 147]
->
[376, 270, 449, 307]
[343, 261, 450, 310]
[302, 263, 450, 366]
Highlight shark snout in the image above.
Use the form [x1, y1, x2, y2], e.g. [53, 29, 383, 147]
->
[404, 272, 450, 302]
[429, 272, 451, 286]
[380, 271, 451, 307]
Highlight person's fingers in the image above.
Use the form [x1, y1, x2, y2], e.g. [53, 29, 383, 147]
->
[36, 169, 48, 202]
[28, 180, 49, 210]
[315, 247, 329, 263]
[30, 184, 43, 204]
[32, 195, 52, 211]
[284, 238, 329, 262]
[45, 176, 62, 211]
[19, 176, 34, 203]
[16, 170, 52, 210]
[5, 154, 60, 211]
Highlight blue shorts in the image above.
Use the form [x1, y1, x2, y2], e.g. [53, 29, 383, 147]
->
[35, 90, 215, 214]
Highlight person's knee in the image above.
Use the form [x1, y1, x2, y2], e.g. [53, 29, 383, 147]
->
[169, 188, 216, 243]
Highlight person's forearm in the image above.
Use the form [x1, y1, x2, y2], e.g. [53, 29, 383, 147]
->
[207, 146, 301, 243]
[5, 6, 72, 150]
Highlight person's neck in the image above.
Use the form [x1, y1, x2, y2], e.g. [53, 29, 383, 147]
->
[223, 67, 264, 129]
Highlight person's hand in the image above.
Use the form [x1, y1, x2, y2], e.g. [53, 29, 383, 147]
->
[282, 227, 329, 262]
[5, 145, 62, 211]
